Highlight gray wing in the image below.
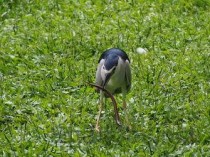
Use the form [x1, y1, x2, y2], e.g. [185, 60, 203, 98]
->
[95, 59, 105, 86]
[125, 60, 131, 92]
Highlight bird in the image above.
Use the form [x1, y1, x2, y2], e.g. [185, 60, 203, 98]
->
[95, 48, 131, 131]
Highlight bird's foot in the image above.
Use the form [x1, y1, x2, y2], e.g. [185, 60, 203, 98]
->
[95, 125, 100, 132]
[116, 119, 122, 126]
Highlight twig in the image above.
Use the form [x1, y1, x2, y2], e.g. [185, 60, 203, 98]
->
[87, 82, 121, 126]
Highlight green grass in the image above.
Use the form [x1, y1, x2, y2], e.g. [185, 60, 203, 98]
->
[0, 0, 210, 156]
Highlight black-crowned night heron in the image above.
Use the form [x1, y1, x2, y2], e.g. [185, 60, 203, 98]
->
[95, 48, 131, 131]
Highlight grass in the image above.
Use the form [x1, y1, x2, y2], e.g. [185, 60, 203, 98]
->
[0, 0, 210, 156]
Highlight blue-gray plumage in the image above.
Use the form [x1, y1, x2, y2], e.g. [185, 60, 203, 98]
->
[98, 48, 130, 63]
[103, 54, 119, 70]
[95, 48, 131, 131]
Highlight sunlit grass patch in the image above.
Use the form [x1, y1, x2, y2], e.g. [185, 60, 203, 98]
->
[0, 0, 209, 156]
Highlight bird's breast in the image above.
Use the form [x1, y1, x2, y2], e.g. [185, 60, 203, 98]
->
[104, 64, 126, 94]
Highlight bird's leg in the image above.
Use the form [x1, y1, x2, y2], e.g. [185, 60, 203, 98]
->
[123, 92, 131, 130]
[95, 90, 103, 132]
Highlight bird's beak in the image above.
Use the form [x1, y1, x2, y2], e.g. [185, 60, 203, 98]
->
[103, 72, 112, 88]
